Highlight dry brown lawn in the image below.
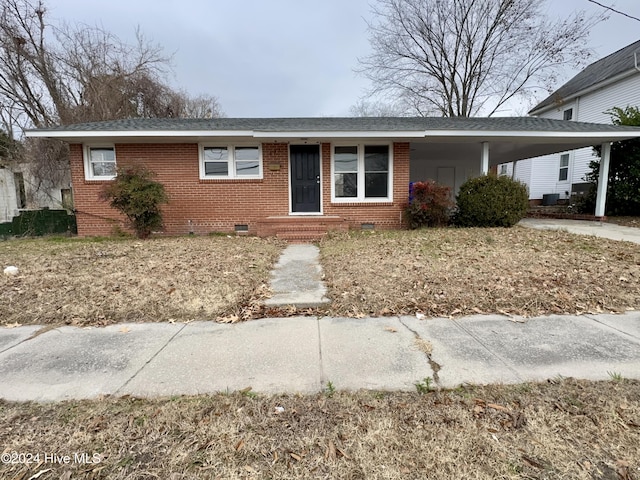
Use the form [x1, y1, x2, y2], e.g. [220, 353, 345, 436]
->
[2, 226, 640, 326]
[0, 235, 284, 327]
[319, 227, 640, 318]
[1, 378, 638, 479]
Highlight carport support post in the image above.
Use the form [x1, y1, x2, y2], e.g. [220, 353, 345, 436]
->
[595, 142, 611, 219]
[481, 142, 489, 175]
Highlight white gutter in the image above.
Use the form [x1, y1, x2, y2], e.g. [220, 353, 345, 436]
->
[25, 128, 639, 141]
[423, 129, 640, 139]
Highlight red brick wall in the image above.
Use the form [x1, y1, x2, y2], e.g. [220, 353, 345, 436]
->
[70, 141, 409, 236]
[322, 142, 409, 230]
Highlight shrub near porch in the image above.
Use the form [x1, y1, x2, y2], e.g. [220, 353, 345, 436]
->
[320, 228, 640, 318]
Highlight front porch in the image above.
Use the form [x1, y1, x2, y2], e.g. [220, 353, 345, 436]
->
[256, 215, 349, 242]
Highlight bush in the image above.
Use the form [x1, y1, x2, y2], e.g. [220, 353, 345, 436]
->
[101, 166, 168, 239]
[454, 175, 528, 227]
[404, 180, 454, 228]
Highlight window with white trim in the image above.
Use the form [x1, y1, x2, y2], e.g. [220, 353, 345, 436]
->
[332, 144, 392, 201]
[559, 154, 570, 182]
[84, 146, 116, 180]
[499, 164, 508, 176]
[199, 145, 262, 179]
[563, 108, 573, 121]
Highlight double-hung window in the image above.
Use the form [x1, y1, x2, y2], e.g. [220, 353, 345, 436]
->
[559, 154, 570, 182]
[84, 146, 116, 180]
[200, 145, 262, 179]
[333, 144, 392, 202]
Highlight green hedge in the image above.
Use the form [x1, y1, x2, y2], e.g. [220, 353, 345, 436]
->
[0, 209, 77, 237]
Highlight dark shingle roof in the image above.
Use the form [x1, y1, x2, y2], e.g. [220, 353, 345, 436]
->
[530, 39, 640, 114]
[29, 116, 640, 134]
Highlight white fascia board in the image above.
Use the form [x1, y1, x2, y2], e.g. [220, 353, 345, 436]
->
[529, 69, 639, 116]
[252, 130, 425, 139]
[25, 129, 255, 138]
[425, 129, 640, 139]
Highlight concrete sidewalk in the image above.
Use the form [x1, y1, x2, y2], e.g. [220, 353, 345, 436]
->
[519, 218, 640, 244]
[1, 312, 639, 402]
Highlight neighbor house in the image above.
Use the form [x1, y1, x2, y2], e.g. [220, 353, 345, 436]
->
[499, 39, 640, 204]
[0, 163, 72, 224]
[27, 117, 640, 239]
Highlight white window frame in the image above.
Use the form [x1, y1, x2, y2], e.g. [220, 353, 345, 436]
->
[499, 164, 508, 176]
[199, 144, 263, 180]
[558, 153, 570, 182]
[84, 145, 117, 180]
[331, 143, 393, 203]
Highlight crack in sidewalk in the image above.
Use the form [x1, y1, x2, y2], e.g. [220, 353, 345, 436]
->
[0, 325, 62, 355]
[450, 320, 524, 382]
[316, 316, 327, 392]
[114, 323, 188, 395]
[398, 317, 441, 385]
[583, 314, 640, 342]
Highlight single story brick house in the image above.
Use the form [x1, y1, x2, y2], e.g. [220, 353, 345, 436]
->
[27, 117, 640, 239]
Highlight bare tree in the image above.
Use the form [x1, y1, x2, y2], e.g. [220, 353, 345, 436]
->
[0, 128, 20, 166]
[349, 99, 406, 117]
[358, 0, 606, 117]
[0, 0, 175, 128]
[0, 0, 224, 129]
[0, 0, 223, 205]
[169, 92, 225, 119]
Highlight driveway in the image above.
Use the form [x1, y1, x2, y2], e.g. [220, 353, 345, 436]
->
[519, 218, 640, 244]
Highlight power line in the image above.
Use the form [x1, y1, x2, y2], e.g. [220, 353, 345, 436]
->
[586, 0, 640, 22]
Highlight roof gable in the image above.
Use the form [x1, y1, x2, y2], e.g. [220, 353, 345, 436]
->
[530, 39, 640, 115]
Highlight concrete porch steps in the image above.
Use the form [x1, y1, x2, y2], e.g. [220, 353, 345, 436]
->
[257, 216, 349, 242]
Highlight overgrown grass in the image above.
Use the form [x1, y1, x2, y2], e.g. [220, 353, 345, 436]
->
[0, 379, 637, 479]
[3, 227, 639, 326]
[0, 235, 284, 326]
[319, 227, 640, 318]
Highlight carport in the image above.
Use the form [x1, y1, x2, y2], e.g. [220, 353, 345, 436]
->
[408, 117, 639, 217]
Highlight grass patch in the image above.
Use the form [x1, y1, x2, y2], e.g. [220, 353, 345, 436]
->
[319, 227, 640, 318]
[0, 236, 284, 326]
[0, 379, 637, 479]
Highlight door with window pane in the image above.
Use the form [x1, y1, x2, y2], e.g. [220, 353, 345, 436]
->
[559, 154, 570, 182]
[290, 145, 321, 213]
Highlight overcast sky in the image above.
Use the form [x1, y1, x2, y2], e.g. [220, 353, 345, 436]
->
[48, 0, 640, 117]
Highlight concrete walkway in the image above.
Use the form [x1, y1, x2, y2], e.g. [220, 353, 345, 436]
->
[1, 312, 639, 402]
[520, 218, 640, 244]
[264, 244, 329, 308]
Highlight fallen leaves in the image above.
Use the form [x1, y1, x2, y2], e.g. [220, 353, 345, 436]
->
[320, 228, 640, 319]
[0, 379, 638, 478]
[473, 398, 527, 430]
[0, 236, 284, 327]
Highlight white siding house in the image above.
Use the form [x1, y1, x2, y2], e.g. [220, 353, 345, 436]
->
[0, 164, 71, 224]
[502, 39, 640, 202]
